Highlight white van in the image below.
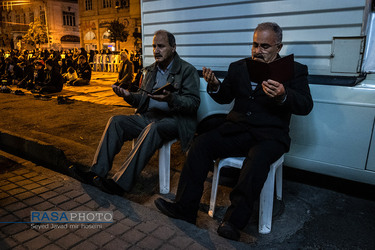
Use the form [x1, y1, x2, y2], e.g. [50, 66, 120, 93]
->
[140, 0, 375, 185]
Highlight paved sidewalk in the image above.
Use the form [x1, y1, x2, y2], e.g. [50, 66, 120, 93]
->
[0, 151, 250, 249]
[2, 150, 375, 250]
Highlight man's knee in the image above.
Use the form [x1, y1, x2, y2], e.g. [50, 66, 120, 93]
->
[155, 121, 178, 139]
[109, 115, 122, 123]
[143, 122, 165, 138]
[189, 133, 216, 156]
[247, 141, 285, 165]
[107, 115, 128, 132]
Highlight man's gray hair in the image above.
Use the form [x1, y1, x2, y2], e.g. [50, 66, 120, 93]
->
[255, 22, 283, 43]
[154, 30, 176, 47]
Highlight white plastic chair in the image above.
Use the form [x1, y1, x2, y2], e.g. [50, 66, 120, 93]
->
[158, 139, 177, 194]
[113, 55, 121, 73]
[94, 54, 100, 71]
[132, 139, 177, 194]
[208, 155, 284, 234]
[98, 54, 104, 71]
[108, 55, 118, 72]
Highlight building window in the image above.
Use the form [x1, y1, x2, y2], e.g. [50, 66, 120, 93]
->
[29, 12, 34, 23]
[16, 14, 20, 24]
[23, 13, 26, 24]
[6, 14, 11, 26]
[84, 31, 96, 40]
[85, 0, 93, 11]
[103, 0, 112, 8]
[40, 10, 46, 25]
[115, 0, 129, 8]
[103, 31, 110, 39]
[63, 12, 76, 26]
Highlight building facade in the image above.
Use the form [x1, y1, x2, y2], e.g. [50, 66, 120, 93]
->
[78, 0, 141, 53]
[0, 0, 80, 51]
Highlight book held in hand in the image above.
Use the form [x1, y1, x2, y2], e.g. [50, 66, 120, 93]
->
[136, 82, 176, 95]
[152, 82, 176, 95]
[246, 54, 294, 84]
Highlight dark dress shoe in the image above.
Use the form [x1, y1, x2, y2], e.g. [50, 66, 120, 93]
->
[68, 165, 96, 185]
[92, 176, 124, 196]
[154, 198, 196, 225]
[217, 221, 241, 241]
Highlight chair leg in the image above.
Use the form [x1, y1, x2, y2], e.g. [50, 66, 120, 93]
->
[258, 165, 276, 234]
[208, 162, 221, 217]
[158, 142, 171, 194]
[158, 139, 177, 194]
[132, 139, 176, 194]
[276, 164, 283, 200]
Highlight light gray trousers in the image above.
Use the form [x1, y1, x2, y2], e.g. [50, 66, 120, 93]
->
[90, 112, 178, 191]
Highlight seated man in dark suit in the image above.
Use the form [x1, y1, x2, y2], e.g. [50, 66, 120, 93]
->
[155, 22, 314, 241]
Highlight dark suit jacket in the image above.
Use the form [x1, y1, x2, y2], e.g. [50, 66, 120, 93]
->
[209, 56, 313, 151]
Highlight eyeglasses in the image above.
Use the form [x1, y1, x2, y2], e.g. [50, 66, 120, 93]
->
[252, 42, 280, 50]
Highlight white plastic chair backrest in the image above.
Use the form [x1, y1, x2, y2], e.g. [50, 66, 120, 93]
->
[197, 78, 233, 123]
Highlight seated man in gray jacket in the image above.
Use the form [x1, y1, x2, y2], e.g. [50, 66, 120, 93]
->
[70, 30, 200, 195]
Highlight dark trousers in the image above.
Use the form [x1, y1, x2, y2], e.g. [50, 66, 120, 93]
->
[175, 122, 285, 229]
[91, 113, 178, 191]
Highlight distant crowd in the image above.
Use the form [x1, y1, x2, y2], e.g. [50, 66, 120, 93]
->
[0, 48, 142, 94]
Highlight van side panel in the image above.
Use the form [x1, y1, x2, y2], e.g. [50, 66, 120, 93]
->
[141, 0, 366, 74]
[140, 0, 375, 185]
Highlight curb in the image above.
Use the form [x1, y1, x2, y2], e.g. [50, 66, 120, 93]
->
[0, 129, 70, 175]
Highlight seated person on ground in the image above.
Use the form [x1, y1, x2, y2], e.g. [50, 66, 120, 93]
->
[114, 50, 134, 89]
[16, 61, 33, 88]
[68, 55, 91, 86]
[25, 60, 46, 90]
[1, 57, 16, 85]
[63, 66, 78, 85]
[34, 59, 63, 94]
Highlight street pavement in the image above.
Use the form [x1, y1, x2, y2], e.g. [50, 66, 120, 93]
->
[1, 72, 375, 249]
[0, 151, 250, 249]
[6, 71, 129, 107]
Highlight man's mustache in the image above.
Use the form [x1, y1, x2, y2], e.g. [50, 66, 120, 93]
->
[253, 54, 264, 60]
